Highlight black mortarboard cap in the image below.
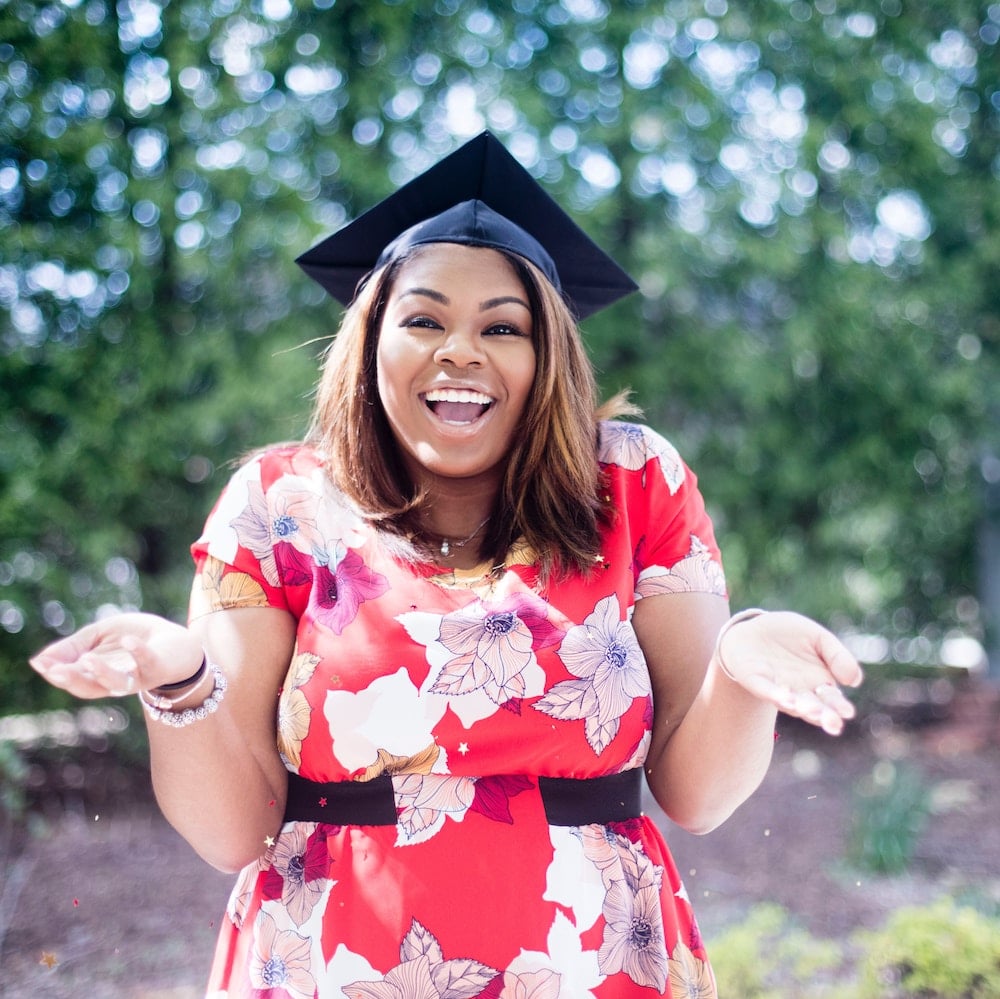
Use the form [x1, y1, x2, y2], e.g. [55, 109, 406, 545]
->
[296, 131, 637, 320]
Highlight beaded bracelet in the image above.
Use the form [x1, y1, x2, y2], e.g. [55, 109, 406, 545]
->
[713, 608, 767, 682]
[139, 661, 228, 727]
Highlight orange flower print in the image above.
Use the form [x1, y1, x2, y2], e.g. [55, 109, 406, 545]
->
[668, 938, 717, 999]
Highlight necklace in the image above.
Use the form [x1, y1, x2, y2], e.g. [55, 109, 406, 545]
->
[438, 517, 490, 558]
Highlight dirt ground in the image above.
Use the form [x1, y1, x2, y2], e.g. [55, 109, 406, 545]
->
[2, 677, 999, 999]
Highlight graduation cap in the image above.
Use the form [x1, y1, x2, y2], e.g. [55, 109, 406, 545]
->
[296, 131, 637, 320]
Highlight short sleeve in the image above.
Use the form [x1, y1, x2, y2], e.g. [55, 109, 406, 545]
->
[598, 421, 728, 601]
[188, 447, 329, 621]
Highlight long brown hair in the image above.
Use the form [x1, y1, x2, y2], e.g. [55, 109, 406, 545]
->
[307, 245, 636, 579]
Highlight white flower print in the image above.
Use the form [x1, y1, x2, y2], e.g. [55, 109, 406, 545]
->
[398, 593, 554, 728]
[394, 773, 477, 845]
[635, 534, 727, 599]
[533, 596, 650, 755]
[597, 879, 669, 991]
[599, 422, 685, 494]
[344, 919, 498, 999]
[507, 910, 604, 999]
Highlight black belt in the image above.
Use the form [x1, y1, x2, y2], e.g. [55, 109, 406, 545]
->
[283, 768, 642, 827]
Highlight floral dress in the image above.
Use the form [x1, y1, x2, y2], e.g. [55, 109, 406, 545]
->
[189, 421, 728, 999]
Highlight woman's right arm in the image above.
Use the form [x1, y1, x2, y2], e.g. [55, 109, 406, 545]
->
[30, 606, 295, 873]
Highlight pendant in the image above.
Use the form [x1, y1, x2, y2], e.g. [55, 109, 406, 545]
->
[440, 540, 450, 557]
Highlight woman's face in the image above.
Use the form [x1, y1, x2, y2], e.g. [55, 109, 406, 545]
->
[376, 243, 537, 495]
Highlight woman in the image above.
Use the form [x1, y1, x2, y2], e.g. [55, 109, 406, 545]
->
[30, 133, 862, 998]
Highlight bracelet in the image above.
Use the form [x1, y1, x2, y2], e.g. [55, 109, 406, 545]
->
[139, 662, 228, 727]
[714, 608, 767, 682]
[141, 662, 214, 710]
[154, 656, 207, 692]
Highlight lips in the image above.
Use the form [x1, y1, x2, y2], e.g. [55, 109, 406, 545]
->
[423, 387, 494, 424]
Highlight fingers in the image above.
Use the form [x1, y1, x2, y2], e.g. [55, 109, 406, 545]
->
[740, 671, 857, 736]
[814, 627, 864, 688]
[30, 642, 141, 700]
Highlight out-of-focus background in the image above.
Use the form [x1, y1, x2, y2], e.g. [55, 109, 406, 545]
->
[1, 1, 998, 996]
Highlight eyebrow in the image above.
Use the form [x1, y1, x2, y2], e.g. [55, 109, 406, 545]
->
[399, 287, 531, 312]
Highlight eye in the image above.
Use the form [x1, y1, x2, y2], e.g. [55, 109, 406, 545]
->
[401, 315, 442, 330]
[484, 321, 530, 338]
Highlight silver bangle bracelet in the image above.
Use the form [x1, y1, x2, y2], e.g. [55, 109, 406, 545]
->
[713, 608, 767, 682]
[139, 661, 228, 727]
[141, 660, 213, 710]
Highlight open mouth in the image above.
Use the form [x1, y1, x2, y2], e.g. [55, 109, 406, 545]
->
[423, 388, 494, 425]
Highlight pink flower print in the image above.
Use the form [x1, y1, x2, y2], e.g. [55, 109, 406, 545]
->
[231, 477, 323, 586]
[468, 774, 534, 824]
[262, 825, 332, 927]
[312, 545, 389, 635]
[498, 968, 562, 999]
[248, 911, 317, 999]
[599, 423, 685, 493]
[432, 596, 551, 706]
[597, 879, 669, 992]
[534, 596, 650, 755]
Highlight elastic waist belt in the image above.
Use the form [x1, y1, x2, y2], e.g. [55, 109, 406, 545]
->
[283, 768, 642, 827]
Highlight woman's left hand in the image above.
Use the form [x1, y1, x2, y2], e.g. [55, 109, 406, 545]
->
[717, 611, 864, 735]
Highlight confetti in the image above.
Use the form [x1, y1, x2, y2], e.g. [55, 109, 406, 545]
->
[264, 835, 275, 847]
[39, 952, 58, 969]
[458, 742, 470, 755]
[268, 799, 276, 808]
[319, 797, 328, 807]
[73, 898, 79, 907]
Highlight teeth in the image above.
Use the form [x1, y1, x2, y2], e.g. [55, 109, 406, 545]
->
[424, 388, 493, 405]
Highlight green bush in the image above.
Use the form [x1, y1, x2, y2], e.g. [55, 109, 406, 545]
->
[856, 898, 1000, 998]
[848, 760, 931, 874]
[708, 903, 849, 999]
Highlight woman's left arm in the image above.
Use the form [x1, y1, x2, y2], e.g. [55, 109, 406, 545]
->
[635, 592, 863, 835]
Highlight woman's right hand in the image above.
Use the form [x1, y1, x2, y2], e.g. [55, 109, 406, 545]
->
[29, 612, 203, 700]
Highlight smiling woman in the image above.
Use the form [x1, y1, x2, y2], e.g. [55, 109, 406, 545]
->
[29, 132, 862, 999]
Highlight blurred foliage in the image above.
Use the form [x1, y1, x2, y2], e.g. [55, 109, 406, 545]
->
[2, 0, 999, 712]
[857, 898, 1000, 998]
[848, 758, 931, 874]
[707, 902, 849, 998]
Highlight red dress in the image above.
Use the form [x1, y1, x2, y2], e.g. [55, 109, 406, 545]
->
[190, 421, 727, 999]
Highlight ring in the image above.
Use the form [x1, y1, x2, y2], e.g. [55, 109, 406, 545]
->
[814, 683, 837, 698]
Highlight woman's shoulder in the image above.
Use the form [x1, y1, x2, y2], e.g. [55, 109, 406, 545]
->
[232, 441, 325, 477]
[596, 420, 686, 484]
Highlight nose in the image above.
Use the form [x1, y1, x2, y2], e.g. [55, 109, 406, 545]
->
[434, 328, 485, 368]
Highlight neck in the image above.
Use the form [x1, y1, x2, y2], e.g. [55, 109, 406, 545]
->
[415, 481, 498, 563]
